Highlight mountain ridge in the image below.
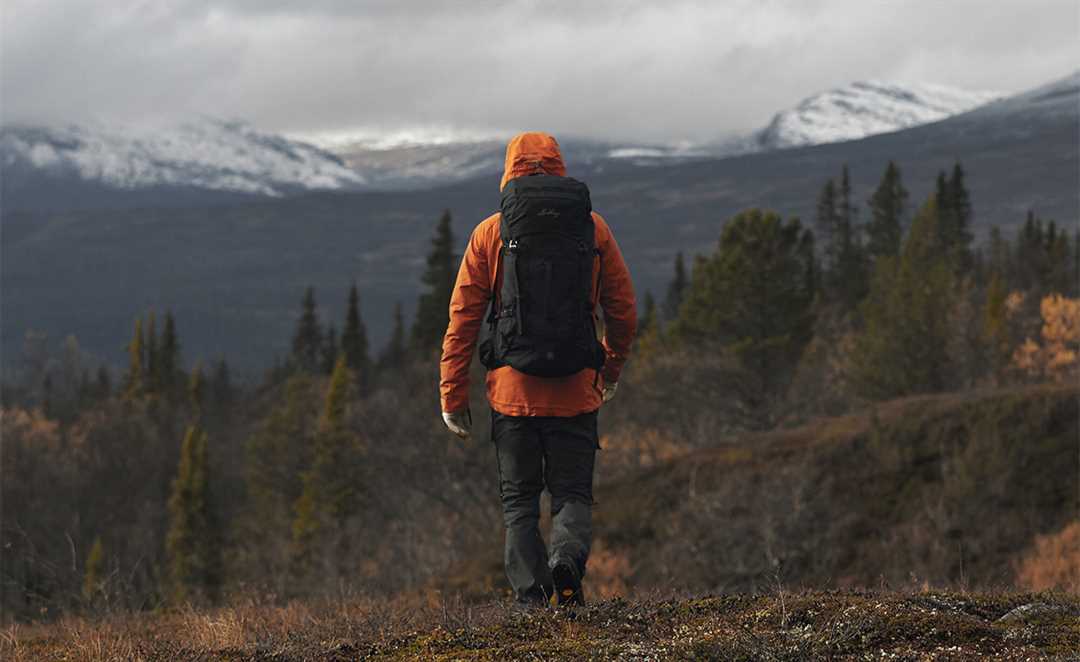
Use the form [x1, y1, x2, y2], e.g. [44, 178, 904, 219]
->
[1, 71, 1075, 371]
[0, 78, 1009, 210]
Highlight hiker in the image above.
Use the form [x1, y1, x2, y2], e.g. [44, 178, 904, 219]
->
[439, 131, 637, 607]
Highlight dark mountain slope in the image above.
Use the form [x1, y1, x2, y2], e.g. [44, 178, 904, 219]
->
[3, 74, 1076, 370]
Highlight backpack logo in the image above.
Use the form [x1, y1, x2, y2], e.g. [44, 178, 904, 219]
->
[538, 208, 560, 218]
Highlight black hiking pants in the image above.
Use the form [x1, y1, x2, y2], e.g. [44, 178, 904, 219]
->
[492, 410, 598, 604]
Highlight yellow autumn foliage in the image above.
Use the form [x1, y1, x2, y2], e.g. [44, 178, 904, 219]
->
[1011, 293, 1080, 381]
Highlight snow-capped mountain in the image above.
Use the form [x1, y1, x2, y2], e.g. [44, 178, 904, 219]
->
[0, 79, 1004, 211]
[1, 119, 366, 198]
[751, 81, 1001, 151]
[295, 130, 705, 190]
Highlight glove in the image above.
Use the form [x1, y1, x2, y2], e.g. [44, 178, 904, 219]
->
[442, 409, 472, 440]
[602, 381, 618, 403]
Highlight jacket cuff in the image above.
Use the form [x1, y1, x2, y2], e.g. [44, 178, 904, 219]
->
[601, 364, 623, 384]
[441, 391, 469, 414]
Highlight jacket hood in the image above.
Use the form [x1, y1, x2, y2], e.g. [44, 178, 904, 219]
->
[500, 131, 566, 191]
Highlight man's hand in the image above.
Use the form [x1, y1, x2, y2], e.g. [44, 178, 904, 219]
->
[602, 381, 618, 403]
[442, 409, 472, 440]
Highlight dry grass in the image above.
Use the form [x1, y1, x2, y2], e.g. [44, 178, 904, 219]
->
[4, 589, 1078, 661]
[1018, 521, 1080, 592]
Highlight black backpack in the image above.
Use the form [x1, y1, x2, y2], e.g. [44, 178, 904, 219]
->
[478, 174, 606, 378]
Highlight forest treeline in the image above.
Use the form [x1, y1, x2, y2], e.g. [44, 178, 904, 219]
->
[2, 164, 1078, 621]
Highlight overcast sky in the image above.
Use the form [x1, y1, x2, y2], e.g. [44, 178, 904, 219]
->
[2, 0, 1077, 143]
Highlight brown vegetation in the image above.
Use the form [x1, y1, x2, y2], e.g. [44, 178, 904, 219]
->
[4, 589, 1077, 661]
[1017, 521, 1080, 592]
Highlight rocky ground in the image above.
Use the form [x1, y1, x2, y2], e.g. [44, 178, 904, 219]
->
[5, 590, 1079, 660]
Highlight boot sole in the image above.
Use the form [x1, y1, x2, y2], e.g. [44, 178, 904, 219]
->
[552, 563, 583, 606]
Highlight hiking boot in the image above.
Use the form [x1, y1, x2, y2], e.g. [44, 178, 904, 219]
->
[552, 562, 584, 607]
[512, 585, 552, 612]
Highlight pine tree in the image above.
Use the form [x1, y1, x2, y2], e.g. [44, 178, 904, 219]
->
[145, 311, 159, 393]
[75, 368, 94, 412]
[411, 210, 457, 353]
[83, 536, 105, 602]
[850, 195, 955, 399]
[377, 302, 407, 373]
[211, 358, 233, 419]
[663, 252, 688, 321]
[1045, 219, 1072, 295]
[244, 375, 317, 581]
[165, 426, 222, 604]
[935, 170, 954, 255]
[41, 373, 54, 419]
[986, 226, 1011, 282]
[95, 365, 111, 400]
[839, 164, 855, 232]
[321, 324, 338, 375]
[1073, 227, 1080, 297]
[815, 178, 839, 272]
[124, 317, 146, 398]
[159, 312, 181, 397]
[866, 161, 908, 260]
[341, 283, 372, 393]
[834, 165, 868, 310]
[983, 271, 1011, 379]
[292, 355, 364, 579]
[946, 162, 974, 272]
[672, 209, 815, 427]
[290, 287, 323, 373]
[189, 362, 206, 421]
[208, 356, 232, 423]
[636, 291, 663, 361]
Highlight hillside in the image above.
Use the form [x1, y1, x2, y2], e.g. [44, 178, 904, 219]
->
[1, 80, 997, 209]
[5, 590, 1078, 661]
[445, 384, 1080, 600]
[2, 73, 1076, 370]
[752, 80, 999, 150]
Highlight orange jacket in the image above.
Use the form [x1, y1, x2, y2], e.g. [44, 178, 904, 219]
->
[439, 132, 637, 417]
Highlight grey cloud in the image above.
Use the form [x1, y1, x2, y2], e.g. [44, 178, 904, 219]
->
[2, 0, 1076, 143]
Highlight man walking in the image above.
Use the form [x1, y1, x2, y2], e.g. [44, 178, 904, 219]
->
[439, 131, 637, 607]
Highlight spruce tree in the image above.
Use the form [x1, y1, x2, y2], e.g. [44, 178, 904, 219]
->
[378, 302, 407, 373]
[83, 536, 105, 602]
[946, 162, 974, 272]
[815, 178, 839, 272]
[341, 283, 371, 393]
[834, 165, 868, 310]
[850, 194, 955, 399]
[866, 161, 907, 260]
[411, 210, 457, 353]
[983, 271, 1011, 378]
[291, 287, 323, 372]
[663, 252, 688, 321]
[244, 375, 316, 581]
[165, 426, 222, 604]
[41, 373, 54, 419]
[159, 312, 181, 396]
[636, 291, 663, 361]
[292, 355, 363, 579]
[839, 164, 855, 231]
[211, 358, 232, 418]
[672, 209, 815, 427]
[321, 324, 338, 376]
[189, 362, 206, 421]
[95, 365, 111, 400]
[145, 312, 159, 393]
[1073, 228, 1080, 297]
[124, 317, 146, 398]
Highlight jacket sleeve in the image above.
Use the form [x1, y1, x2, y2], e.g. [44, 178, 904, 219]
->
[594, 214, 637, 383]
[440, 224, 491, 413]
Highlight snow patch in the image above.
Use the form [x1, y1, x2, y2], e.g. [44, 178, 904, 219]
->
[754, 80, 1001, 150]
[0, 119, 366, 196]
